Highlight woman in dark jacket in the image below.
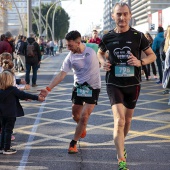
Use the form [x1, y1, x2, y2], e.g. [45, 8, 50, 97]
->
[145, 32, 157, 79]
[0, 70, 44, 155]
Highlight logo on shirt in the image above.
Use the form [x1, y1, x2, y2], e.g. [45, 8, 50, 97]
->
[126, 41, 132, 44]
[113, 46, 131, 59]
[112, 41, 119, 44]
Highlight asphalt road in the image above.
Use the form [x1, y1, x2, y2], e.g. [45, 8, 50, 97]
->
[0, 51, 170, 170]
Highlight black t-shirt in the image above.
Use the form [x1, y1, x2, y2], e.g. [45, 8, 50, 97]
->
[99, 27, 150, 87]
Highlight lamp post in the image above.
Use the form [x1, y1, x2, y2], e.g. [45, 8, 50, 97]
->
[46, 0, 82, 41]
[46, 0, 70, 41]
[52, 3, 58, 42]
[45, 2, 57, 41]
[33, 9, 53, 39]
[27, 0, 32, 37]
[39, 0, 42, 36]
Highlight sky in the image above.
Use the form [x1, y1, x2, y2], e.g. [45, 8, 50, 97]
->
[61, 0, 104, 35]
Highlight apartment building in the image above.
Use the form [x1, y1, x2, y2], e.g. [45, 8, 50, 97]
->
[103, 0, 170, 33]
[103, 0, 116, 32]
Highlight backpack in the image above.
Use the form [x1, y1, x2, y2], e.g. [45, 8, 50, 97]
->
[27, 41, 36, 57]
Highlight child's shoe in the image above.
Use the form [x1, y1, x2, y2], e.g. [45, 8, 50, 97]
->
[3, 148, 17, 155]
[0, 148, 4, 154]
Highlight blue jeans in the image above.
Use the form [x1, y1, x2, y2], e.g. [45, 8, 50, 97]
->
[25, 63, 38, 85]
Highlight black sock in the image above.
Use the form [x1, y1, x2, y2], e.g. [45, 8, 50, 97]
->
[70, 140, 77, 146]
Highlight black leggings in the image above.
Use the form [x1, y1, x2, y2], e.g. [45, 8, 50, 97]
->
[0, 117, 16, 150]
[147, 62, 157, 76]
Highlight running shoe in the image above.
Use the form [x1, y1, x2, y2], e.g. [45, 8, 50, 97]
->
[117, 148, 127, 160]
[80, 129, 86, 138]
[162, 90, 169, 94]
[68, 143, 78, 154]
[0, 148, 4, 154]
[3, 148, 17, 155]
[118, 161, 129, 170]
[156, 80, 162, 84]
[154, 75, 158, 79]
[148, 76, 151, 80]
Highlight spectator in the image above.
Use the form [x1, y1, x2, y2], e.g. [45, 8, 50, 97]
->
[152, 27, 164, 84]
[49, 40, 54, 56]
[144, 32, 157, 79]
[162, 25, 170, 103]
[58, 39, 63, 53]
[0, 31, 13, 55]
[24, 33, 41, 87]
[88, 30, 101, 44]
[15, 35, 26, 72]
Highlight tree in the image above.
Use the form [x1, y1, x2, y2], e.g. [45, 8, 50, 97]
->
[32, 3, 70, 41]
[0, 0, 12, 11]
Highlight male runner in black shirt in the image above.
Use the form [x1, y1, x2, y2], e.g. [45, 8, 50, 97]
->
[97, 2, 156, 170]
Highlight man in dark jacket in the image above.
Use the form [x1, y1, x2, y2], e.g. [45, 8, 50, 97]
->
[24, 33, 41, 87]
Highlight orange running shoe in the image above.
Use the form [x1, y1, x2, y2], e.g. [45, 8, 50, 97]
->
[80, 129, 86, 138]
[68, 143, 78, 154]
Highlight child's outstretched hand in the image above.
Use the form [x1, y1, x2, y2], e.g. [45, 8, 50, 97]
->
[38, 95, 45, 102]
[25, 84, 30, 90]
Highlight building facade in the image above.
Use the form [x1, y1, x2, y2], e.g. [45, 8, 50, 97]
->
[1, 0, 61, 36]
[103, 0, 117, 33]
[103, 0, 170, 33]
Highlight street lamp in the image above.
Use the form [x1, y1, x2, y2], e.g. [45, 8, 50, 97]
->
[39, 0, 42, 36]
[27, 0, 32, 37]
[45, 2, 58, 41]
[46, 0, 72, 41]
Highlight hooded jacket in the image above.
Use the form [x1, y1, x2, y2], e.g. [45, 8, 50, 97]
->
[0, 39, 13, 54]
[24, 37, 41, 64]
[152, 32, 164, 55]
[0, 86, 38, 117]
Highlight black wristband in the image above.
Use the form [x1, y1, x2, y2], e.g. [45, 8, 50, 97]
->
[140, 60, 143, 66]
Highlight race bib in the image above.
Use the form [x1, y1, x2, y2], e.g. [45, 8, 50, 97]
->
[115, 65, 134, 77]
[77, 86, 92, 97]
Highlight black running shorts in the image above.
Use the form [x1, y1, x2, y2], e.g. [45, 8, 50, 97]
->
[106, 84, 141, 109]
[71, 87, 100, 105]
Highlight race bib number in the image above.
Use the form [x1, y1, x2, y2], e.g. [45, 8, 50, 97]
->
[77, 86, 92, 97]
[115, 65, 134, 77]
